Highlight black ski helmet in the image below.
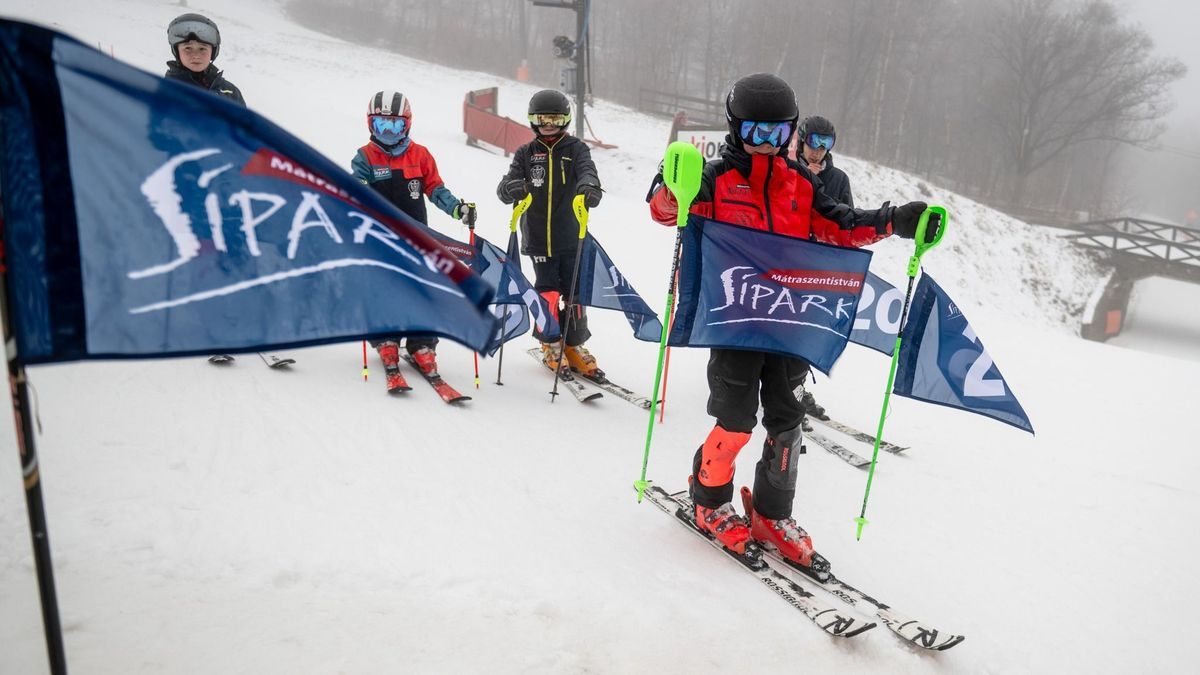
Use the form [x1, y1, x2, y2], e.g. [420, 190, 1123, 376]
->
[527, 89, 572, 133]
[799, 116, 836, 152]
[725, 73, 799, 149]
[168, 13, 222, 61]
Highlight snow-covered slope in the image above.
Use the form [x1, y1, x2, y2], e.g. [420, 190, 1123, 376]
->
[2, 1, 1196, 673]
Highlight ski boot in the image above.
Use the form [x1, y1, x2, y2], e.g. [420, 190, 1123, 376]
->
[694, 502, 752, 555]
[408, 346, 438, 377]
[540, 342, 568, 373]
[377, 341, 410, 393]
[741, 487, 830, 580]
[565, 344, 604, 379]
[799, 389, 829, 421]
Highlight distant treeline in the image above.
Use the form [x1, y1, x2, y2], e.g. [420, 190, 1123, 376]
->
[286, 0, 1184, 221]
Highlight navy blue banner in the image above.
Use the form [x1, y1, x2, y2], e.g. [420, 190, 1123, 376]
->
[0, 21, 498, 363]
[894, 274, 1034, 433]
[850, 272, 904, 356]
[576, 233, 662, 342]
[667, 215, 873, 373]
[473, 232, 560, 351]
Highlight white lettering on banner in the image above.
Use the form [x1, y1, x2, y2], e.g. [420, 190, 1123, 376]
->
[127, 150, 463, 311]
[130, 148, 221, 279]
[288, 192, 343, 259]
[707, 265, 855, 335]
[962, 325, 1006, 397]
[602, 264, 641, 298]
[267, 155, 351, 200]
[229, 190, 287, 257]
[853, 282, 904, 334]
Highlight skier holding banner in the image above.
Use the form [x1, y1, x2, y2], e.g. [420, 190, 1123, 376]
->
[647, 73, 935, 575]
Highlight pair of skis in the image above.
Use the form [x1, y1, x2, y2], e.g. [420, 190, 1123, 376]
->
[807, 417, 908, 469]
[525, 348, 657, 409]
[207, 353, 295, 369]
[643, 484, 964, 650]
[384, 354, 471, 404]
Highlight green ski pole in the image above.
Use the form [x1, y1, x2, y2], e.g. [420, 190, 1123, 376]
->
[635, 142, 704, 502]
[855, 205, 948, 539]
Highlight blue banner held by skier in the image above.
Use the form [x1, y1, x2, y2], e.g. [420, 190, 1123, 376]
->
[893, 274, 1034, 433]
[667, 215, 874, 374]
[574, 233, 662, 342]
[850, 272, 905, 356]
[0, 19, 500, 364]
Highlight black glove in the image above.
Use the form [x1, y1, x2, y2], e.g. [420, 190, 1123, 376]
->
[890, 201, 928, 239]
[454, 200, 476, 224]
[579, 184, 603, 209]
[645, 161, 665, 203]
[501, 179, 529, 203]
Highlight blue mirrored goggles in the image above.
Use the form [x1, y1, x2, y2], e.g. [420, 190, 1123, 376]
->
[804, 132, 836, 151]
[370, 115, 408, 140]
[738, 120, 794, 148]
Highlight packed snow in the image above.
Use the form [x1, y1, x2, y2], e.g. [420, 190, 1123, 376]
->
[2, 0, 1197, 673]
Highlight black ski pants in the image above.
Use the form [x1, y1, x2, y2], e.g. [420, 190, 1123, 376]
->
[530, 252, 590, 347]
[705, 348, 811, 519]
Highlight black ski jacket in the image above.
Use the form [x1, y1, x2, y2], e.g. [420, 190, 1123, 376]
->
[816, 153, 854, 209]
[496, 134, 601, 257]
[164, 61, 246, 106]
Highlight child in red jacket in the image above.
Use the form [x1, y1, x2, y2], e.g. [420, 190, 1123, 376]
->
[352, 90, 475, 392]
[649, 73, 931, 576]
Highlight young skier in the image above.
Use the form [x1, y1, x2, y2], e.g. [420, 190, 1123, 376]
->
[648, 73, 933, 575]
[352, 90, 477, 392]
[165, 13, 245, 105]
[791, 115, 852, 430]
[495, 90, 604, 377]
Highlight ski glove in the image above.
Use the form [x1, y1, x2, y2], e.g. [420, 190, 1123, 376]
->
[501, 179, 530, 203]
[645, 161, 665, 203]
[890, 201, 929, 239]
[579, 184, 603, 209]
[453, 200, 477, 224]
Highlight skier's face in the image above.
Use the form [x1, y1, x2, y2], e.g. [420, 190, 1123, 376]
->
[802, 143, 828, 165]
[178, 40, 213, 72]
[743, 141, 779, 155]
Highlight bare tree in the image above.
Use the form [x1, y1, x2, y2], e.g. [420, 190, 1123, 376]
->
[985, 0, 1185, 203]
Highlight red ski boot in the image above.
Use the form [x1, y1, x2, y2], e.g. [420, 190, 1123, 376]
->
[376, 341, 410, 393]
[408, 347, 438, 377]
[693, 502, 752, 555]
[741, 487, 829, 579]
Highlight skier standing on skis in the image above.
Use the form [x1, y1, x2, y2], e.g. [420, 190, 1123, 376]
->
[647, 73, 934, 575]
[165, 13, 245, 106]
[495, 90, 604, 377]
[352, 90, 477, 392]
[791, 115, 852, 431]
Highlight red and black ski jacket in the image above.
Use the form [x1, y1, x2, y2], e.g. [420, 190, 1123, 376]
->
[650, 137, 892, 247]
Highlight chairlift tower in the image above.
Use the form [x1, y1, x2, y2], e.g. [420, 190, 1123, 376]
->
[530, 0, 589, 139]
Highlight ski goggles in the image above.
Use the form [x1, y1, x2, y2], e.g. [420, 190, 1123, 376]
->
[168, 19, 220, 49]
[528, 113, 569, 127]
[370, 115, 408, 142]
[371, 115, 407, 136]
[738, 120, 794, 148]
[804, 132, 836, 151]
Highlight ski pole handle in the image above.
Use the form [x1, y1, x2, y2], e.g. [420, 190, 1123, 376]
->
[662, 142, 704, 228]
[509, 194, 533, 233]
[572, 194, 589, 239]
[907, 206, 948, 277]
